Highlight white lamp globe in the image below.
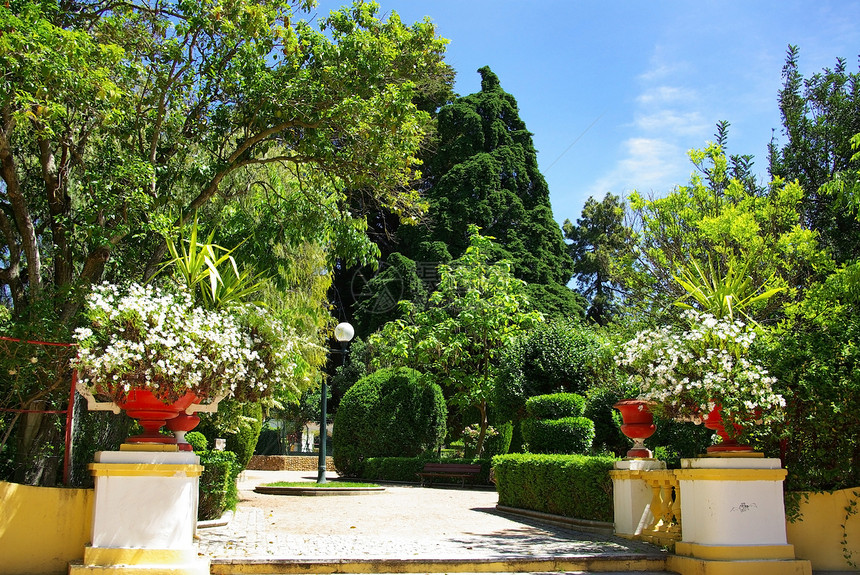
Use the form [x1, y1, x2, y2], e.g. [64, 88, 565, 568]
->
[334, 322, 355, 343]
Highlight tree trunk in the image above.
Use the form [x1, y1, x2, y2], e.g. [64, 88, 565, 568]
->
[0, 126, 43, 304]
[39, 138, 74, 288]
[475, 400, 488, 457]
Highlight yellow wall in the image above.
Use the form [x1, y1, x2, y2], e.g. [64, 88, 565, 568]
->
[786, 488, 860, 572]
[0, 481, 93, 575]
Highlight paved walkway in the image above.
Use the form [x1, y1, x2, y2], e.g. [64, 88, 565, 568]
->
[195, 470, 665, 563]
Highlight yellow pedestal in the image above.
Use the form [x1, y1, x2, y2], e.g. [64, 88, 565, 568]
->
[68, 546, 209, 575]
[668, 542, 811, 574]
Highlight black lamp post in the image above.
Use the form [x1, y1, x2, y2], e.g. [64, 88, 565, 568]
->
[317, 321, 354, 484]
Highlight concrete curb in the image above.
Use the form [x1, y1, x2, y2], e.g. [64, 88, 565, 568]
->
[198, 509, 233, 529]
[253, 485, 385, 496]
[209, 554, 669, 574]
[494, 505, 616, 535]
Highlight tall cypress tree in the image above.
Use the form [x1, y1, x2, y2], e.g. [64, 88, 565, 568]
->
[411, 66, 580, 318]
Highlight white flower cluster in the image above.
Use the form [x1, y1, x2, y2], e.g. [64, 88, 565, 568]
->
[616, 310, 785, 421]
[73, 283, 304, 403]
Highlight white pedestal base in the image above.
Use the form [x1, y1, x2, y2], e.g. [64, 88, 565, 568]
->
[610, 459, 666, 537]
[668, 456, 811, 575]
[69, 446, 209, 575]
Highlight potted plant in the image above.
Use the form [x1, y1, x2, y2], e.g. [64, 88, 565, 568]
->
[612, 399, 656, 458]
[73, 282, 307, 443]
[615, 310, 784, 453]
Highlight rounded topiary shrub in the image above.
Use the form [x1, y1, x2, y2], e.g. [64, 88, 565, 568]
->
[521, 417, 595, 454]
[332, 367, 446, 477]
[185, 431, 208, 452]
[525, 393, 586, 420]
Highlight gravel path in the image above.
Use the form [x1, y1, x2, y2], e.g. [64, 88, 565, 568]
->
[195, 470, 663, 561]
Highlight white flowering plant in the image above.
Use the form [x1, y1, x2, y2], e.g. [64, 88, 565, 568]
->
[615, 310, 785, 425]
[73, 283, 311, 405]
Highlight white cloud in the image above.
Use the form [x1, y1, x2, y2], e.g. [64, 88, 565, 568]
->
[636, 85, 696, 106]
[634, 110, 709, 136]
[587, 137, 687, 199]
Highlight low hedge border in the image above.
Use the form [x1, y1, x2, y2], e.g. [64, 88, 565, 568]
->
[491, 453, 616, 523]
[360, 456, 493, 485]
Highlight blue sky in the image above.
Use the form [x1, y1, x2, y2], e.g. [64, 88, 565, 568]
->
[313, 1, 860, 226]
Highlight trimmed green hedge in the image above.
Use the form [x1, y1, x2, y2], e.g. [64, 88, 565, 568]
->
[525, 393, 586, 419]
[360, 456, 493, 485]
[483, 422, 513, 457]
[492, 453, 616, 522]
[521, 416, 595, 454]
[198, 449, 240, 521]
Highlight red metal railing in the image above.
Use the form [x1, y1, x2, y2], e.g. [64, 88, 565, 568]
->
[0, 336, 78, 484]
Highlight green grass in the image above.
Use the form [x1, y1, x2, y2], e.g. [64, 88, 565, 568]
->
[262, 481, 381, 488]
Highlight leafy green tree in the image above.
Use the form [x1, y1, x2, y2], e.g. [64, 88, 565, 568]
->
[769, 46, 860, 263]
[819, 133, 860, 217]
[332, 367, 446, 477]
[0, 0, 450, 484]
[368, 226, 544, 455]
[625, 141, 827, 322]
[759, 262, 860, 491]
[563, 193, 629, 325]
[410, 66, 578, 318]
[0, 0, 449, 326]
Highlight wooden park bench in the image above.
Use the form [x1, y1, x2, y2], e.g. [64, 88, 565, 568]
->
[417, 463, 482, 487]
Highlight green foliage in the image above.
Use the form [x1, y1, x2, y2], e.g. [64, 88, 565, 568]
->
[647, 418, 714, 469]
[523, 283, 587, 322]
[359, 456, 432, 482]
[492, 453, 616, 522]
[625, 136, 827, 321]
[196, 400, 264, 469]
[330, 337, 370, 412]
[224, 403, 263, 469]
[461, 423, 512, 458]
[197, 449, 240, 521]
[1, 0, 449, 322]
[353, 253, 429, 336]
[369, 227, 543, 456]
[758, 265, 860, 490]
[158, 214, 266, 310]
[482, 422, 513, 458]
[770, 46, 860, 263]
[185, 431, 208, 452]
[819, 133, 860, 222]
[411, 66, 575, 318]
[332, 368, 447, 477]
[360, 456, 493, 484]
[583, 385, 633, 456]
[525, 393, 586, 420]
[673, 254, 785, 323]
[521, 417, 595, 455]
[495, 320, 613, 423]
[563, 193, 629, 325]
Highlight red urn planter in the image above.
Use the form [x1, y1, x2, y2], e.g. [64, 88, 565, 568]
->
[702, 403, 754, 454]
[613, 399, 656, 458]
[165, 412, 201, 451]
[116, 388, 199, 445]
